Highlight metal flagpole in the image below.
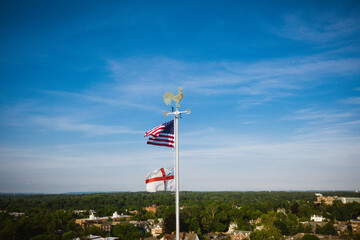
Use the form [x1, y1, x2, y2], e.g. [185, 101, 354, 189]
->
[163, 87, 190, 240]
[174, 107, 180, 240]
[165, 107, 190, 240]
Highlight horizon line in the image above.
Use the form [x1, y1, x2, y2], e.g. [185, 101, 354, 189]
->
[1, 189, 359, 195]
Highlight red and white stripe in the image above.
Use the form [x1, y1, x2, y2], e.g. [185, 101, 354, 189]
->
[147, 133, 175, 148]
[144, 124, 165, 137]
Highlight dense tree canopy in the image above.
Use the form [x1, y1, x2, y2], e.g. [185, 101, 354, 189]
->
[0, 191, 359, 239]
[302, 234, 320, 240]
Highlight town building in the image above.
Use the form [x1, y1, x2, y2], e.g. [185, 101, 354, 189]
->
[179, 232, 200, 240]
[151, 223, 163, 237]
[75, 211, 132, 230]
[340, 197, 360, 204]
[205, 232, 228, 239]
[74, 210, 87, 215]
[314, 193, 360, 205]
[230, 230, 251, 240]
[111, 211, 131, 222]
[161, 232, 199, 240]
[286, 234, 342, 240]
[128, 220, 153, 233]
[227, 222, 238, 234]
[310, 215, 324, 222]
[150, 219, 164, 237]
[128, 209, 138, 214]
[140, 221, 153, 233]
[277, 208, 286, 214]
[74, 235, 118, 240]
[145, 204, 158, 214]
[350, 219, 360, 233]
[249, 218, 261, 225]
[93, 223, 112, 233]
[314, 195, 339, 205]
[75, 213, 109, 228]
[8, 212, 25, 217]
[162, 233, 175, 240]
[300, 221, 327, 233]
[333, 221, 348, 235]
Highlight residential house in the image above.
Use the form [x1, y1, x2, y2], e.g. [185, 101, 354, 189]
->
[286, 234, 342, 240]
[310, 215, 324, 222]
[8, 212, 25, 217]
[205, 232, 227, 239]
[139, 221, 152, 233]
[230, 230, 251, 240]
[161, 232, 199, 240]
[249, 218, 261, 225]
[180, 232, 199, 240]
[162, 233, 175, 240]
[286, 233, 304, 240]
[74, 210, 87, 215]
[350, 219, 360, 233]
[227, 222, 238, 234]
[151, 223, 163, 237]
[277, 208, 286, 214]
[74, 235, 118, 240]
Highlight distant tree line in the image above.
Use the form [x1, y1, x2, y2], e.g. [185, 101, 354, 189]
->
[0, 191, 359, 239]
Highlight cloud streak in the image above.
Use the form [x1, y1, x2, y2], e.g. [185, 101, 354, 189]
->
[279, 14, 360, 44]
[29, 116, 141, 135]
[107, 56, 360, 99]
[342, 97, 360, 105]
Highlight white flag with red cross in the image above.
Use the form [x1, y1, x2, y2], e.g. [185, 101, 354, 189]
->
[145, 166, 175, 192]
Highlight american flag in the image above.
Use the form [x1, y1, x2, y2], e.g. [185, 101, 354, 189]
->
[144, 120, 174, 148]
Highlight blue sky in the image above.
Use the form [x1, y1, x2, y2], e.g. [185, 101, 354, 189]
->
[0, 0, 360, 193]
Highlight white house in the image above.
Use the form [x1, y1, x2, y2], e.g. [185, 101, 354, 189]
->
[310, 215, 324, 222]
[227, 222, 238, 234]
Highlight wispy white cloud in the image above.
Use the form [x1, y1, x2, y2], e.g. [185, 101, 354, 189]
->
[279, 14, 360, 44]
[107, 56, 360, 100]
[2, 118, 359, 192]
[29, 116, 141, 135]
[42, 90, 163, 112]
[342, 97, 360, 105]
[279, 107, 360, 143]
[2, 55, 359, 138]
[102, 55, 360, 114]
[0, 101, 39, 127]
[281, 108, 353, 122]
